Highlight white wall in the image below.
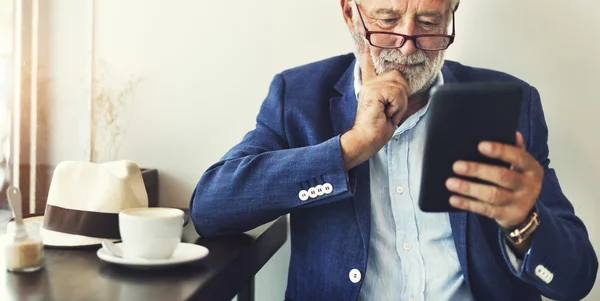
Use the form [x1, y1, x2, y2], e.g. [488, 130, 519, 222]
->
[91, 2, 349, 299]
[33, 0, 600, 300]
[94, 0, 353, 207]
[445, 1, 600, 299]
[38, 0, 93, 164]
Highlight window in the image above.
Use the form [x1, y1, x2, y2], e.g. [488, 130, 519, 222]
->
[0, 0, 15, 222]
[1, 0, 45, 216]
[2, 0, 101, 218]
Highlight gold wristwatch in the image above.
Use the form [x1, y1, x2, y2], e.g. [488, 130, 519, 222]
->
[503, 205, 540, 245]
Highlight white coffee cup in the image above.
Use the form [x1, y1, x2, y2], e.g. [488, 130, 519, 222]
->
[118, 207, 184, 259]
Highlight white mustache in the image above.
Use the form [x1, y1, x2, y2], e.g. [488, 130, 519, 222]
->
[379, 49, 427, 66]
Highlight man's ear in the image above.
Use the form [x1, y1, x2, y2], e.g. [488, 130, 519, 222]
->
[341, 0, 354, 29]
[453, 1, 460, 12]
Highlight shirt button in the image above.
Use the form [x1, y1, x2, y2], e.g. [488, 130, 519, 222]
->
[408, 298, 417, 301]
[349, 269, 362, 283]
[396, 186, 404, 194]
[394, 135, 400, 140]
[403, 242, 411, 250]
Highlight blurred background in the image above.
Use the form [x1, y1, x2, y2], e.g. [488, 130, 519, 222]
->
[0, 0, 598, 300]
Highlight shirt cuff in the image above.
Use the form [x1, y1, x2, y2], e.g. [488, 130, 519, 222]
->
[503, 238, 530, 273]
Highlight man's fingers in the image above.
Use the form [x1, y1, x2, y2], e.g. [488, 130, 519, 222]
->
[386, 101, 407, 121]
[449, 195, 504, 221]
[446, 177, 513, 205]
[452, 161, 522, 190]
[359, 43, 409, 94]
[378, 70, 410, 91]
[380, 86, 408, 117]
[361, 45, 378, 82]
[478, 141, 535, 172]
[515, 131, 525, 150]
[391, 110, 403, 125]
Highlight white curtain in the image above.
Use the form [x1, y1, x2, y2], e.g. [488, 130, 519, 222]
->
[0, 0, 15, 200]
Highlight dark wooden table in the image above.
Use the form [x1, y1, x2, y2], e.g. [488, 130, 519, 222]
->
[0, 212, 288, 301]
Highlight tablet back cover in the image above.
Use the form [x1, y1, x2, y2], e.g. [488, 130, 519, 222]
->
[418, 82, 523, 212]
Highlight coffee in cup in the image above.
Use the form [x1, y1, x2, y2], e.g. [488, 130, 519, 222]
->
[118, 207, 184, 259]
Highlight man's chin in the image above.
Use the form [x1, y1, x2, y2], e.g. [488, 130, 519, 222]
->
[378, 64, 430, 93]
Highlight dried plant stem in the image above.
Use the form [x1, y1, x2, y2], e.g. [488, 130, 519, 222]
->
[91, 60, 141, 163]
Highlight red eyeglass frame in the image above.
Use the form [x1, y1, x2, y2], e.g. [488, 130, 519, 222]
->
[354, 1, 456, 51]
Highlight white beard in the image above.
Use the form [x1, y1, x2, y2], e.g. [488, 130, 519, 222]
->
[350, 6, 446, 95]
[372, 48, 445, 94]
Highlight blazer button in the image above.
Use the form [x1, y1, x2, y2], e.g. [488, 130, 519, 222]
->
[315, 185, 325, 196]
[298, 190, 309, 201]
[308, 187, 318, 198]
[323, 183, 333, 194]
[535, 265, 554, 284]
[349, 269, 362, 283]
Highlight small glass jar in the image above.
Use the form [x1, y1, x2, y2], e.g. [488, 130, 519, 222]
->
[3, 220, 44, 272]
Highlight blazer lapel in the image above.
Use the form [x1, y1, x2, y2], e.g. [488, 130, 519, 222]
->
[449, 211, 469, 284]
[442, 62, 471, 285]
[330, 60, 358, 137]
[330, 59, 372, 254]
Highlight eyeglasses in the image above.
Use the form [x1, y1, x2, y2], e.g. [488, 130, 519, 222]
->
[354, 1, 455, 51]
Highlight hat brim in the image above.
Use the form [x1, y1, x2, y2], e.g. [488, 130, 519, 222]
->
[5, 215, 119, 248]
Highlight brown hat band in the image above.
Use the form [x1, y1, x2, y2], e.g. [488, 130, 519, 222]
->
[42, 204, 120, 239]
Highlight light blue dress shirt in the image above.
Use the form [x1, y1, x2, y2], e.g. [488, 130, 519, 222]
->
[352, 61, 526, 300]
[354, 62, 474, 301]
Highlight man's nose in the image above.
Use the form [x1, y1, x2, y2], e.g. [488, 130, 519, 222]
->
[400, 38, 418, 56]
[399, 21, 417, 56]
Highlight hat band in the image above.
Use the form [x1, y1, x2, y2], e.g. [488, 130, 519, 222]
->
[43, 204, 120, 239]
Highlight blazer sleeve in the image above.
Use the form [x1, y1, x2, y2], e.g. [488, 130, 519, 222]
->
[189, 74, 356, 237]
[499, 86, 598, 300]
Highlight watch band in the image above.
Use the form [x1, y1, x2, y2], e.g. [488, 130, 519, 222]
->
[503, 204, 540, 245]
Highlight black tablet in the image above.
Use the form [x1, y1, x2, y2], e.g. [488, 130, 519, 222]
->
[418, 82, 523, 213]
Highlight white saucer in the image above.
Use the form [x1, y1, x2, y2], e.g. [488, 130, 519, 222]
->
[97, 242, 209, 268]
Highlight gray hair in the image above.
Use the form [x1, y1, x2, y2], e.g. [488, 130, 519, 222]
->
[354, 0, 460, 12]
[352, 0, 459, 28]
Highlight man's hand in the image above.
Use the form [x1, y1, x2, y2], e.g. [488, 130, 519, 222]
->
[340, 46, 410, 171]
[445, 132, 543, 229]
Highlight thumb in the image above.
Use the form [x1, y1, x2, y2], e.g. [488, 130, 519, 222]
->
[515, 131, 525, 150]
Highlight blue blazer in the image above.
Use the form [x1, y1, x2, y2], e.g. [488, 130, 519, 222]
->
[190, 54, 598, 301]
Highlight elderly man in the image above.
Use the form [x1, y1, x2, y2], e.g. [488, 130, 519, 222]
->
[190, 0, 598, 300]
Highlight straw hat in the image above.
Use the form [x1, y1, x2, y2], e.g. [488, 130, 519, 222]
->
[6, 160, 148, 247]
